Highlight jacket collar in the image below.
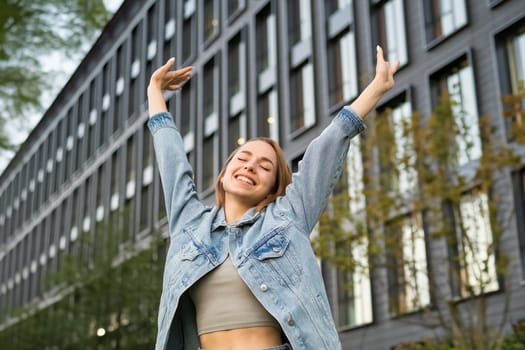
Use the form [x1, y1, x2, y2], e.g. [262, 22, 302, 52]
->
[211, 207, 262, 231]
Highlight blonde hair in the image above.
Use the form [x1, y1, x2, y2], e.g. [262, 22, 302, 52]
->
[215, 137, 292, 211]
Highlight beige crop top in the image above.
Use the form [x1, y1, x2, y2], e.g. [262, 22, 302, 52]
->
[188, 256, 280, 335]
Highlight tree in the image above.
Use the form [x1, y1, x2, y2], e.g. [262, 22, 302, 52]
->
[313, 90, 524, 349]
[0, 209, 165, 349]
[0, 0, 111, 152]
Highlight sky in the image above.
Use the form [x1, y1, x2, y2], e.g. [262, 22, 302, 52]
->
[0, 0, 124, 174]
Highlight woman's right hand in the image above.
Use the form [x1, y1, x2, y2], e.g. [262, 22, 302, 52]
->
[148, 57, 193, 92]
[147, 58, 193, 116]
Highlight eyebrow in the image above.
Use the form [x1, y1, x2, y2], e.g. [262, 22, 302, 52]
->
[238, 150, 275, 166]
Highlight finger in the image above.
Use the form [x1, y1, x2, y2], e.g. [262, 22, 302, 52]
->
[376, 45, 385, 64]
[391, 60, 401, 75]
[159, 57, 176, 74]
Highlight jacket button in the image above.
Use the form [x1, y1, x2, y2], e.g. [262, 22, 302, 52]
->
[260, 283, 268, 292]
[287, 318, 295, 326]
[272, 246, 281, 253]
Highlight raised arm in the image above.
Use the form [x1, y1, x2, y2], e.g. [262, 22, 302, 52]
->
[147, 59, 204, 237]
[276, 46, 399, 234]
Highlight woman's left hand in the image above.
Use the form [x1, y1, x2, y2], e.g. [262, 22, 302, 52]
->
[372, 45, 400, 95]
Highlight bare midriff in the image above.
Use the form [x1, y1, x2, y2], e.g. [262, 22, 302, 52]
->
[199, 326, 282, 350]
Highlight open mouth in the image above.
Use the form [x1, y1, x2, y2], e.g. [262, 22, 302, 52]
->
[235, 174, 255, 185]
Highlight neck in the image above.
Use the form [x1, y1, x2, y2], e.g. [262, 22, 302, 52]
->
[223, 197, 253, 224]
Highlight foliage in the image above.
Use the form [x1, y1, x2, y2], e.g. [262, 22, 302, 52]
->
[0, 0, 110, 151]
[0, 210, 166, 349]
[313, 92, 524, 349]
[500, 320, 525, 350]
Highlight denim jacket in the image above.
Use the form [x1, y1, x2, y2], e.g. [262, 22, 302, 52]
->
[148, 107, 365, 350]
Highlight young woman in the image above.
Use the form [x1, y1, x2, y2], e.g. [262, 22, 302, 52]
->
[147, 46, 399, 350]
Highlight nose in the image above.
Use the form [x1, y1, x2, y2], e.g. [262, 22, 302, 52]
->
[243, 162, 255, 172]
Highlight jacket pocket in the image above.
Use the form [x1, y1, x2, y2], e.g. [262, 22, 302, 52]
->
[179, 241, 201, 261]
[253, 230, 290, 260]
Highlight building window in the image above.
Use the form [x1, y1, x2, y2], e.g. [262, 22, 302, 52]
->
[227, 0, 245, 19]
[129, 24, 143, 119]
[256, 3, 277, 74]
[256, 4, 279, 141]
[146, 3, 158, 80]
[376, 96, 417, 195]
[163, 0, 176, 58]
[140, 126, 154, 232]
[114, 46, 125, 134]
[497, 22, 525, 141]
[228, 32, 247, 153]
[424, 0, 467, 43]
[287, 0, 312, 46]
[257, 89, 279, 141]
[431, 58, 481, 166]
[373, 0, 408, 67]
[325, 0, 351, 16]
[124, 137, 136, 242]
[336, 137, 373, 327]
[386, 213, 430, 315]
[203, 0, 219, 43]
[290, 62, 316, 133]
[182, 0, 197, 63]
[514, 168, 525, 280]
[228, 32, 246, 113]
[327, 30, 357, 108]
[180, 77, 196, 173]
[450, 191, 499, 297]
[202, 57, 219, 191]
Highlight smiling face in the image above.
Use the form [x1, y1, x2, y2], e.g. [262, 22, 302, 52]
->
[220, 140, 278, 209]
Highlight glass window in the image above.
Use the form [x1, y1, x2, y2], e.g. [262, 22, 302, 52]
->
[227, 0, 245, 19]
[432, 59, 481, 166]
[228, 32, 246, 106]
[514, 168, 525, 280]
[140, 126, 154, 232]
[255, 3, 277, 74]
[114, 46, 125, 134]
[146, 4, 158, 80]
[202, 130, 218, 191]
[203, 0, 219, 42]
[290, 62, 316, 133]
[336, 137, 373, 327]
[203, 57, 217, 120]
[257, 89, 279, 141]
[327, 30, 358, 108]
[377, 98, 417, 195]
[163, 0, 176, 58]
[425, 0, 467, 42]
[87, 82, 98, 158]
[325, 0, 352, 16]
[123, 137, 137, 242]
[500, 24, 525, 141]
[202, 57, 219, 191]
[452, 191, 499, 296]
[228, 113, 247, 153]
[255, 4, 279, 141]
[386, 213, 430, 315]
[374, 0, 408, 67]
[182, 0, 197, 63]
[129, 23, 143, 118]
[287, 0, 312, 46]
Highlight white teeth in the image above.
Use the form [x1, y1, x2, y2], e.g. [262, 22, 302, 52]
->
[237, 175, 254, 185]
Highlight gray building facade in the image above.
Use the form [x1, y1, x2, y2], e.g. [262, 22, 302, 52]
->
[1, 0, 525, 348]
